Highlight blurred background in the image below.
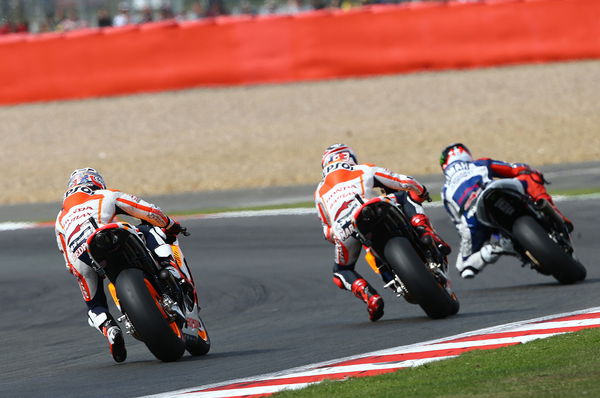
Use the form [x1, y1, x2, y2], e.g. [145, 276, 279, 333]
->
[1, 0, 598, 206]
[0, 0, 460, 34]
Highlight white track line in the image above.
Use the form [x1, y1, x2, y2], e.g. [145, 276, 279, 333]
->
[0, 222, 42, 231]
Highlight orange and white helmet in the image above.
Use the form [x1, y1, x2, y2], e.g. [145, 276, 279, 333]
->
[67, 167, 106, 191]
[440, 143, 473, 170]
[321, 144, 358, 169]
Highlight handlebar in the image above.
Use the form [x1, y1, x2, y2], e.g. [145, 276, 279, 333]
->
[136, 220, 191, 237]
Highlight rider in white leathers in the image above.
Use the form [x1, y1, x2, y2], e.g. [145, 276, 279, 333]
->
[55, 168, 187, 362]
[440, 143, 573, 279]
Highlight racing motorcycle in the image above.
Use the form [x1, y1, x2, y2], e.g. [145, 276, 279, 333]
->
[475, 179, 586, 284]
[85, 219, 210, 362]
[352, 195, 459, 319]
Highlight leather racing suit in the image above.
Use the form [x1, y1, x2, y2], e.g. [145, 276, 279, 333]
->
[54, 185, 191, 333]
[315, 161, 443, 321]
[441, 157, 570, 278]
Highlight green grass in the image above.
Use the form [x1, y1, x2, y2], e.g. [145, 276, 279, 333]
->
[275, 327, 600, 398]
[549, 187, 600, 197]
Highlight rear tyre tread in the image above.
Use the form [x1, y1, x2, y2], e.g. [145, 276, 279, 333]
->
[512, 216, 586, 284]
[116, 268, 186, 362]
[384, 237, 459, 319]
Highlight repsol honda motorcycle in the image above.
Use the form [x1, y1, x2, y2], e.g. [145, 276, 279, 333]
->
[353, 195, 459, 319]
[475, 179, 586, 284]
[86, 220, 210, 362]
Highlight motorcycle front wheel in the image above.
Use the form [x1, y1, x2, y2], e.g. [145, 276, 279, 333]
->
[116, 268, 186, 362]
[384, 237, 459, 319]
[512, 216, 586, 284]
[185, 316, 211, 356]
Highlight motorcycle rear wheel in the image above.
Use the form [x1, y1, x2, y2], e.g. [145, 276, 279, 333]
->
[384, 237, 459, 319]
[512, 216, 586, 284]
[116, 268, 186, 362]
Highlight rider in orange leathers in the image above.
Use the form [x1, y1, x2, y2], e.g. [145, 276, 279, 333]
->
[55, 168, 189, 362]
[315, 144, 450, 321]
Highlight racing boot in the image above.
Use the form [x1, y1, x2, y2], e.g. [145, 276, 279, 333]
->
[536, 197, 574, 233]
[351, 278, 384, 322]
[459, 238, 515, 279]
[100, 317, 127, 363]
[518, 173, 573, 232]
[410, 214, 451, 256]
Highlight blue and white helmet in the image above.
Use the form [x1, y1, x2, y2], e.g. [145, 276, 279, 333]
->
[440, 143, 473, 170]
[67, 167, 106, 191]
[321, 144, 358, 169]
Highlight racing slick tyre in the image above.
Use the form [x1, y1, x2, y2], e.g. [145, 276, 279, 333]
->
[116, 268, 186, 362]
[384, 237, 460, 319]
[185, 316, 211, 356]
[512, 216, 586, 284]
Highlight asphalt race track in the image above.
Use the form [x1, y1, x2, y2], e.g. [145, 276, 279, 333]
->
[1, 197, 599, 398]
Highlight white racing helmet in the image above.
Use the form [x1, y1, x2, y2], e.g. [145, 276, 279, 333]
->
[321, 144, 358, 169]
[440, 143, 473, 170]
[67, 167, 106, 191]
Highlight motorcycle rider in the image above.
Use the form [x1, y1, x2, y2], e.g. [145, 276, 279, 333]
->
[55, 168, 189, 362]
[315, 144, 450, 322]
[440, 143, 573, 279]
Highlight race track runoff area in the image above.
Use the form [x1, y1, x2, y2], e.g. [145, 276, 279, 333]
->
[141, 307, 600, 398]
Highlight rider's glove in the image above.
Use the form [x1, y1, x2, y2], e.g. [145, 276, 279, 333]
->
[409, 186, 432, 204]
[165, 219, 187, 237]
[519, 168, 547, 184]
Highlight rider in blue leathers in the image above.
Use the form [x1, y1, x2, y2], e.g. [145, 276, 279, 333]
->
[440, 143, 573, 279]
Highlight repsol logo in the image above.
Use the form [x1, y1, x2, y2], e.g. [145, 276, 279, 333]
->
[65, 185, 95, 197]
[324, 162, 353, 175]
